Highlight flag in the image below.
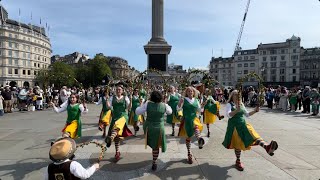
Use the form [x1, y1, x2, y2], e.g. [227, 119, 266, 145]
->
[31, 12, 32, 20]
[40, 18, 41, 25]
[46, 22, 47, 28]
[19, 8, 21, 16]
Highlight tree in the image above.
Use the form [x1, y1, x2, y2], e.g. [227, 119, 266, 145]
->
[87, 54, 112, 87]
[35, 69, 50, 89]
[48, 62, 76, 88]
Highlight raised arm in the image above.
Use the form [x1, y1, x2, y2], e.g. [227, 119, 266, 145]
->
[136, 101, 148, 115]
[52, 101, 68, 113]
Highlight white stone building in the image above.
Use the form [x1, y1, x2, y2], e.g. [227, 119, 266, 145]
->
[0, 5, 52, 87]
[209, 57, 235, 86]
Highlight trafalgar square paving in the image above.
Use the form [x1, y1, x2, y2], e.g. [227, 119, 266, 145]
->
[0, 104, 320, 180]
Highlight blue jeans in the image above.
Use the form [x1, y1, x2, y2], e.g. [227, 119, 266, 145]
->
[0, 109, 4, 116]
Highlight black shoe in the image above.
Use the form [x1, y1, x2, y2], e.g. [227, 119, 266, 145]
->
[198, 138, 205, 149]
[105, 136, 112, 148]
[301, 111, 306, 113]
[171, 131, 175, 136]
[218, 115, 224, 120]
[207, 132, 210, 138]
[134, 126, 140, 132]
[152, 163, 157, 171]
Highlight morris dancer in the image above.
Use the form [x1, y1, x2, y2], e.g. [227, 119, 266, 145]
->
[165, 85, 181, 136]
[105, 84, 133, 162]
[203, 93, 224, 137]
[46, 137, 99, 179]
[96, 88, 112, 137]
[51, 93, 88, 139]
[177, 86, 205, 164]
[136, 90, 172, 171]
[222, 90, 278, 171]
[128, 88, 145, 136]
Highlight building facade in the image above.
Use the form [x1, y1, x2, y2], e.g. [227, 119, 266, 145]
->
[257, 36, 301, 87]
[168, 63, 187, 80]
[300, 47, 320, 88]
[234, 49, 259, 86]
[51, 52, 90, 66]
[0, 5, 51, 87]
[107, 56, 132, 79]
[209, 57, 235, 87]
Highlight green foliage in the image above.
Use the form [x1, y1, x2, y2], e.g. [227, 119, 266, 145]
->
[75, 54, 112, 87]
[50, 62, 76, 87]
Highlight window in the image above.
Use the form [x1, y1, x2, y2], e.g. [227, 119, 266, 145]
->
[23, 70, 26, 75]
[15, 34, 18, 39]
[238, 71, 242, 74]
[38, 63, 40, 68]
[229, 64, 231, 67]
[250, 56, 255, 60]
[23, 60, 26, 66]
[281, 49, 285, 54]
[293, 69, 296, 74]
[271, 62, 277, 68]
[238, 57, 242, 60]
[8, 58, 12, 65]
[34, 71, 37, 75]
[280, 69, 285, 74]
[293, 61, 296, 67]
[14, 69, 18, 74]
[14, 51, 19, 58]
[262, 62, 268, 68]
[293, 49, 296, 53]
[270, 49, 277, 54]
[244, 56, 248, 60]
[291, 55, 298, 60]
[271, 69, 277, 74]
[271, 76, 276, 82]
[237, 64, 242, 67]
[250, 63, 255, 67]
[263, 51, 266, 55]
[15, 59, 18, 65]
[244, 70, 248, 74]
[244, 63, 248, 67]
[215, 65, 218, 68]
[281, 56, 285, 60]
[34, 63, 36, 67]
[270, 56, 277, 61]
[9, 33, 12, 38]
[9, 42, 12, 48]
[280, 62, 286, 67]
[293, 76, 296, 82]
[28, 70, 31, 75]
[27, 53, 31, 59]
[8, 68, 12, 74]
[280, 76, 285, 82]
[8, 50, 12, 57]
[23, 52, 26, 58]
[263, 57, 267, 61]
[15, 43, 18, 49]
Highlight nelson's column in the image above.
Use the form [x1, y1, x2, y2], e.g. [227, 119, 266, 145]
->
[144, 0, 171, 80]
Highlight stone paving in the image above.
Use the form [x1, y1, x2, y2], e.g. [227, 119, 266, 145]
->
[0, 104, 320, 180]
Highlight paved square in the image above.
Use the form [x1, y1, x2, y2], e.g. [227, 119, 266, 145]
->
[0, 104, 319, 180]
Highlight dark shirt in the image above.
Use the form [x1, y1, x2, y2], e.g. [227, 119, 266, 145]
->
[2, 90, 12, 100]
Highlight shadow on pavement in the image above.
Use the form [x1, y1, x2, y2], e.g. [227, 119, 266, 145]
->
[0, 158, 49, 179]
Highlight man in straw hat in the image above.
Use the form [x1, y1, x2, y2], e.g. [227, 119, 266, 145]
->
[45, 138, 99, 179]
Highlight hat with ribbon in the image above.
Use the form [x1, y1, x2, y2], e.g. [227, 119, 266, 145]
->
[49, 138, 77, 163]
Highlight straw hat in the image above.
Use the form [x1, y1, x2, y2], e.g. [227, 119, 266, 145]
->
[49, 138, 76, 162]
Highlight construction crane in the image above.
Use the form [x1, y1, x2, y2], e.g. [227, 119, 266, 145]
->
[234, 0, 251, 52]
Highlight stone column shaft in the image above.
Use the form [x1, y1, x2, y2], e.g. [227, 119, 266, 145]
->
[152, 0, 164, 41]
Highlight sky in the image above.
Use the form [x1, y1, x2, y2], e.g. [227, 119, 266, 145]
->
[3, 0, 320, 71]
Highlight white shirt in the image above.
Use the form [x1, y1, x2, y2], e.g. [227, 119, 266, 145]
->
[95, 96, 107, 105]
[136, 101, 172, 115]
[109, 95, 130, 107]
[177, 97, 201, 112]
[167, 92, 181, 102]
[44, 159, 96, 180]
[53, 101, 88, 114]
[225, 103, 249, 118]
